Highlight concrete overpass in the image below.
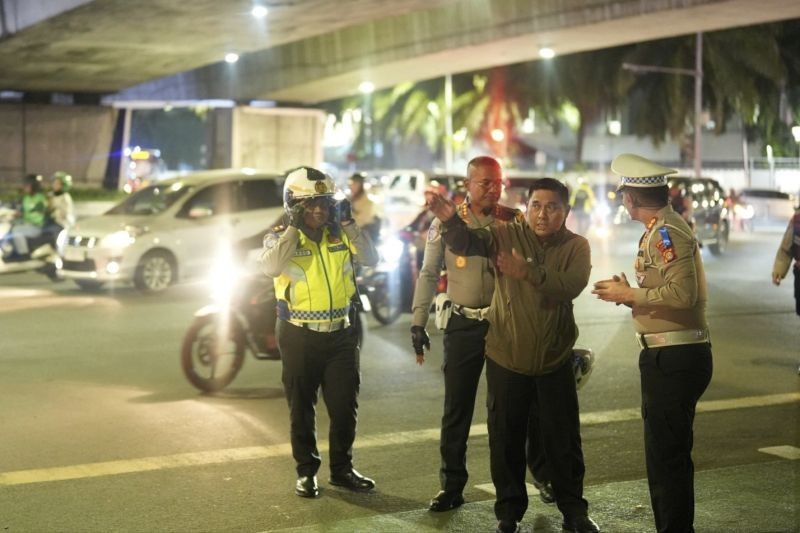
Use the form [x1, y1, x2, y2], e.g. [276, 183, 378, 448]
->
[1, 0, 799, 105]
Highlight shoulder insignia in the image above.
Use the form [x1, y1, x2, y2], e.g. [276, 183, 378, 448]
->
[457, 202, 470, 222]
[646, 216, 658, 231]
[263, 232, 280, 250]
[427, 223, 441, 242]
[494, 205, 522, 222]
[656, 226, 678, 264]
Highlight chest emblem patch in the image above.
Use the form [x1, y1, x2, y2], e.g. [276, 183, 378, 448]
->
[455, 256, 467, 269]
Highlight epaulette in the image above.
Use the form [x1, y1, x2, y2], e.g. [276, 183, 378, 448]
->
[494, 205, 523, 222]
[262, 224, 287, 250]
[457, 202, 470, 222]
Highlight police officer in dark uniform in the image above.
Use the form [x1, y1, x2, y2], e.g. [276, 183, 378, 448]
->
[260, 166, 379, 498]
[593, 154, 713, 533]
[410, 156, 522, 512]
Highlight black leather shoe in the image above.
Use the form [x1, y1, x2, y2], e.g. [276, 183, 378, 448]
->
[329, 469, 375, 492]
[295, 475, 319, 498]
[428, 490, 464, 512]
[533, 479, 556, 504]
[562, 515, 600, 533]
[496, 519, 520, 533]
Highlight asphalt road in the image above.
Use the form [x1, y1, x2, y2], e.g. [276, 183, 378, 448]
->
[0, 224, 797, 532]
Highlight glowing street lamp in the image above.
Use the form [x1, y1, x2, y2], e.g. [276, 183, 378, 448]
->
[538, 47, 555, 59]
[224, 52, 239, 64]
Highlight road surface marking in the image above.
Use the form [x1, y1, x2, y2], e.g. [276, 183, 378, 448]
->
[0, 287, 120, 313]
[1, 392, 797, 487]
[758, 445, 800, 460]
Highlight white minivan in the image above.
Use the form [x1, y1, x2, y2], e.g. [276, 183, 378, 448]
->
[58, 169, 285, 292]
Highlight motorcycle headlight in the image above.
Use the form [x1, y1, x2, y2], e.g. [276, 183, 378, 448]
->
[378, 237, 404, 265]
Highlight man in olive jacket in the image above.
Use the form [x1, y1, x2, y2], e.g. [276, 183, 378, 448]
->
[426, 178, 598, 533]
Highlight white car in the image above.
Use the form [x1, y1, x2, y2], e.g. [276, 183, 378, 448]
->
[58, 169, 285, 292]
[736, 188, 797, 229]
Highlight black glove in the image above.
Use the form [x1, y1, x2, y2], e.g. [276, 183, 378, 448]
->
[335, 198, 353, 225]
[410, 325, 430, 356]
[288, 202, 305, 228]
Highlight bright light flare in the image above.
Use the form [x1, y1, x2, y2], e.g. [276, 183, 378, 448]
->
[225, 53, 240, 64]
[378, 236, 404, 266]
[251, 5, 268, 18]
[539, 47, 555, 59]
[490, 128, 505, 142]
[358, 81, 375, 94]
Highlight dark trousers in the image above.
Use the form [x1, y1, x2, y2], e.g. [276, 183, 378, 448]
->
[486, 357, 588, 522]
[639, 343, 713, 533]
[526, 397, 549, 484]
[794, 267, 799, 316]
[276, 319, 361, 477]
[439, 313, 489, 491]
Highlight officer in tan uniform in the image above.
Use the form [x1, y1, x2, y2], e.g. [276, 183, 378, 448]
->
[411, 156, 524, 512]
[592, 154, 713, 533]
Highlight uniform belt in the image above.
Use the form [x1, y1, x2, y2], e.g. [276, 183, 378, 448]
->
[452, 304, 489, 321]
[636, 328, 709, 349]
[289, 319, 349, 332]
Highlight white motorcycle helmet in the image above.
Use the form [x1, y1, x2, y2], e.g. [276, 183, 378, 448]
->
[573, 348, 595, 391]
[283, 166, 336, 214]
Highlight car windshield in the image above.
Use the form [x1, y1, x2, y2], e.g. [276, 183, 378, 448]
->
[106, 183, 191, 216]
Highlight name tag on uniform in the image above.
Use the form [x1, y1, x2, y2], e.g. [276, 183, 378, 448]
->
[293, 249, 312, 257]
[328, 244, 348, 252]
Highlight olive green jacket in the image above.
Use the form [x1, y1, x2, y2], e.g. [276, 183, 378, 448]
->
[441, 215, 591, 376]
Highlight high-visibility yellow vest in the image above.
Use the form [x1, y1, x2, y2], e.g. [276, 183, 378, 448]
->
[273, 227, 356, 323]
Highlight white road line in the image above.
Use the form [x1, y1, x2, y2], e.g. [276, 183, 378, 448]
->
[758, 445, 800, 460]
[1, 392, 797, 487]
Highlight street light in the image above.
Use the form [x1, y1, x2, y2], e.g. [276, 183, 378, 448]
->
[623, 32, 703, 179]
[792, 125, 800, 164]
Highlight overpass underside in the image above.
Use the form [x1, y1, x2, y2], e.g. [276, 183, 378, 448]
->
[1, 0, 799, 104]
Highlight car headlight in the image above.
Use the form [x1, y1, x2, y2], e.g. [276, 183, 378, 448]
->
[101, 226, 146, 249]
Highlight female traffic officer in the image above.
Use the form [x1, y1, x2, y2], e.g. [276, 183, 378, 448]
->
[260, 166, 379, 499]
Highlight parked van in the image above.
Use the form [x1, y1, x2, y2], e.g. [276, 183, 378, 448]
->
[58, 169, 285, 292]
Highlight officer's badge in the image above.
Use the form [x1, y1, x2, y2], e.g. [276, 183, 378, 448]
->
[263, 232, 280, 250]
[455, 256, 467, 269]
[427, 224, 440, 242]
[314, 181, 328, 194]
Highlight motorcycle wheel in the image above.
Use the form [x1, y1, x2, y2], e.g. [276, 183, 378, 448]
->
[370, 272, 403, 325]
[181, 314, 246, 392]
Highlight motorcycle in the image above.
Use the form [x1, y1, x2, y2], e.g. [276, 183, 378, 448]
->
[180, 246, 281, 393]
[360, 210, 446, 325]
[0, 205, 63, 281]
[181, 239, 365, 393]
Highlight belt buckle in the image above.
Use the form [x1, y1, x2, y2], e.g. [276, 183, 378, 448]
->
[636, 333, 647, 349]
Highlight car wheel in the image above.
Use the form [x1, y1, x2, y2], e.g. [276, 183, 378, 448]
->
[134, 250, 176, 293]
[709, 221, 729, 256]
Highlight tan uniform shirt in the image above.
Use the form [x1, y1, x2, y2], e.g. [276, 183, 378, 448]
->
[410, 203, 519, 327]
[631, 205, 708, 334]
[442, 216, 591, 376]
[772, 209, 800, 279]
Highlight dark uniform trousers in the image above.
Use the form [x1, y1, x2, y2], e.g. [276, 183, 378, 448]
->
[486, 356, 588, 522]
[794, 266, 800, 316]
[439, 312, 490, 491]
[276, 319, 361, 478]
[639, 343, 712, 533]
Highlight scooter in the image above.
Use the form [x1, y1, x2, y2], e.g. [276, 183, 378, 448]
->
[0, 206, 62, 281]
